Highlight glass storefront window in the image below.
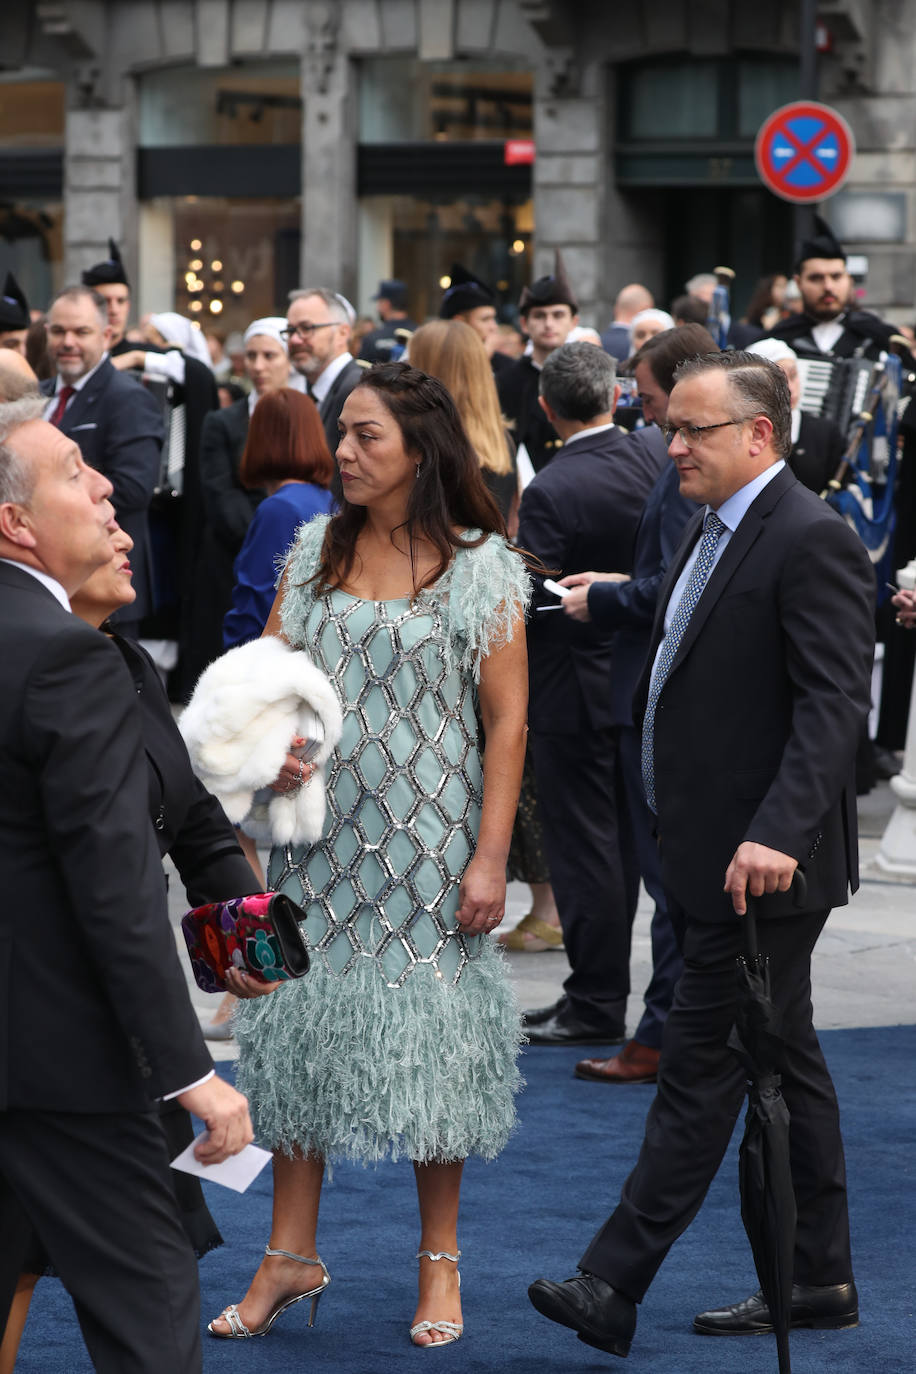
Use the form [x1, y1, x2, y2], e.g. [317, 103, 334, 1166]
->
[358, 194, 532, 323]
[139, 196, 300, 332]
[0, 79, 66, 313]
[138, 63, 300, 146]
[0, 77, 64, 146]
[359, 58, 532, 143]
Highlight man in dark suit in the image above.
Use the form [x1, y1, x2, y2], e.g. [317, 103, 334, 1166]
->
[529, 351, 875, 1358]
[518, 342, 664, 1044]
[42, 285, 164, 638]
[0, 398, 253, 1372]
[555, 324, 715, 1083]
[285, 287, 364, 455]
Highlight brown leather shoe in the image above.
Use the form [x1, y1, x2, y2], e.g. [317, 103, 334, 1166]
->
[575, 1039, 660, 1083]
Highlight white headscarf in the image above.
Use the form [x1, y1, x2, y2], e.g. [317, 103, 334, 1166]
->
[243, 317, 289, 352]
[631, 308, 675, 335]
[149, 312, 213, 368]
[747, 338, 798, 366]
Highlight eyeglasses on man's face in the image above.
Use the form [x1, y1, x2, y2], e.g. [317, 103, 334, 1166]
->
[661, 417, 754, 449]
[281, 321, 338, 342]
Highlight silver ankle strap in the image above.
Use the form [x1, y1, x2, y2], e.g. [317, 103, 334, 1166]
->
[265, 1243, 324, 1267]
[417, 1249, 461, 1262]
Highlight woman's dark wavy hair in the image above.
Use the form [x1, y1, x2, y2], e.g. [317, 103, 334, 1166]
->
[312, 361, 527, 595]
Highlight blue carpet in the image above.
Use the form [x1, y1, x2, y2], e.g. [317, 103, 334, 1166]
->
[16, 1025, 916, 1372]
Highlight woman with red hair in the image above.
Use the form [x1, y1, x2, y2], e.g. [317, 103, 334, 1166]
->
[224, 388, 335, 649]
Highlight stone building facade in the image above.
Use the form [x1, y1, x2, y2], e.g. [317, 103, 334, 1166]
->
[1, 0, 915, 328]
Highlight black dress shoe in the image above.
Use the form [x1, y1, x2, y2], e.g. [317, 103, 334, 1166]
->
[526, 1012, 626, 1046]
[522, 997, 568, 1027]
[694, 1281, 859, 1335]
[529, 1272, 636, 1357]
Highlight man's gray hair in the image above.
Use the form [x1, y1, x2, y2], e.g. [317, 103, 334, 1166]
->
[0, 395, 48, 505]
[685, 272, 718, 296]
[539, 341, 617, 422]
[288, 287, 354, 327]
[673, 350, 793, 458]
[49, 285, 108, 330]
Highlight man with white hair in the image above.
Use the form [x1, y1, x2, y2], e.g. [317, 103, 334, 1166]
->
[747, 338, 844, 493]
[0, 397, 252, 1372]
[284, 287, 364, 454]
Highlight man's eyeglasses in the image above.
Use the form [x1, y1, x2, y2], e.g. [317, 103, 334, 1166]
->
[281, 322, 338, 342]
[661, 417, 753, 448]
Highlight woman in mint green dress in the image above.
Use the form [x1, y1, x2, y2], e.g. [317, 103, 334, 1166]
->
[210, 362, 530, 1349]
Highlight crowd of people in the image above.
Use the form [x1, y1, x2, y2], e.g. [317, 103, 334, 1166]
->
[0, 210, 912, 1369]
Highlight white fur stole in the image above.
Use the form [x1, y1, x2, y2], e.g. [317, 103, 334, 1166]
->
[179, 637, 343, 846]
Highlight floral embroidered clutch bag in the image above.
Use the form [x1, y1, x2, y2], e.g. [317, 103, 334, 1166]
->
[180, 892, 310, 993]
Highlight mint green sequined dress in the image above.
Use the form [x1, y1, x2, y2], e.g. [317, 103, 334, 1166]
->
[235, 517, 529, 1164]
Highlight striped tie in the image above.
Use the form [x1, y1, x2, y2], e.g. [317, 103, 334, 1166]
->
[641, 512, 726, 812]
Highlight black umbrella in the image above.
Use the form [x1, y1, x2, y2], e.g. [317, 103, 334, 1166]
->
[727, 873, 807, 1374]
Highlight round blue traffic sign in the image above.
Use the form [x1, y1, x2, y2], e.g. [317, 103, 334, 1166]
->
[755, 101, 855, 203]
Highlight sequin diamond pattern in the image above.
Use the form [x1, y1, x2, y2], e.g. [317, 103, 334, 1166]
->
[268, 588, 484, 988]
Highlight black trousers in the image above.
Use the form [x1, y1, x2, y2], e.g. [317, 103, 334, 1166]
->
[529, 726, 636, 1028]
[615, 725, 685, 1049]
[0, 1107, 202, 1374]
[579, 904, 852, 1302]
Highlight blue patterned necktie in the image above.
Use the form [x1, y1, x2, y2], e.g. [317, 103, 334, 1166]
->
[641, 512, 727, 811]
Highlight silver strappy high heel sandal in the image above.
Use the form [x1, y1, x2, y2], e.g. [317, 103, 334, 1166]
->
[208, 1243, 330, 1339]
[410, 1250, 463, 1348]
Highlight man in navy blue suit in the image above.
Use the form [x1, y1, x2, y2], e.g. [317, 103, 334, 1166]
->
[41, 285, 164, 638]
[519, 342, 664, 1044]
[557, 323, 715, 1082]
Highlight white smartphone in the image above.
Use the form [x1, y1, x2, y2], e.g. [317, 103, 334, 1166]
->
[542, 577, 571, 599]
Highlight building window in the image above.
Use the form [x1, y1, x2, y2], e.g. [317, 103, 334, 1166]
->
[359, 58, 532, 143]
[619, 57, 799, 143]
[138, 62, 301, 147]
[0, 77, 66, 310]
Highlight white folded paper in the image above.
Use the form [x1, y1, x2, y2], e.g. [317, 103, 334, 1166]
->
[171, 1140, 272, 1193]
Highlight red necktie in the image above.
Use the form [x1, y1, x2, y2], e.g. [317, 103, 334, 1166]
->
[49, 385, 74, 427]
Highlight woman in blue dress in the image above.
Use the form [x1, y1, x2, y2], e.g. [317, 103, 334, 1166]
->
[209, 362, 531, 1348]
[223, 387, 334, 650]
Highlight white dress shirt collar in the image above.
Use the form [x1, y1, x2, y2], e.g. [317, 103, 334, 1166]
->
[0, 558, 71, 611]
[711, 459, 786, 532]
[562, 421, 615, 448]
[309, 350, 353, 406]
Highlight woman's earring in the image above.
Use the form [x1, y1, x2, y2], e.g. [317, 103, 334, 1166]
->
[416, 464, 421, 478]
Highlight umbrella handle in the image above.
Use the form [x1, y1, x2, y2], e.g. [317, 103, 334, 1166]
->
[743, 870, 808, 958]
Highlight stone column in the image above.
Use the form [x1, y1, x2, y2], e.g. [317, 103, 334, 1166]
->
[531, 55, 603, 326]
[63, 99, 135, 285]
[300, 0, 358, 298]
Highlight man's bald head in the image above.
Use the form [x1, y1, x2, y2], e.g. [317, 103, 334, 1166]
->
[0, 349, 38, 402]
[615, 284, 654, 322]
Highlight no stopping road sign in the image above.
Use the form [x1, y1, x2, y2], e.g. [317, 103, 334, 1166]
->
[755, 101, 855, 203]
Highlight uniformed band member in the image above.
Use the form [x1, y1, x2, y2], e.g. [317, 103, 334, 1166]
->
[496, 251, 580, 473]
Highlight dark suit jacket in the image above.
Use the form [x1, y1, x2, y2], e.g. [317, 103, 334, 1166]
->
[634, 466, 875, 921]
[0, 563, 212, 1113]
[587, 429, 697, 724]
[518, 425, 664, 734]
[42, 360, 164, 623]
[790, 411, 845, 495]
[769, 308, 916, 368]
[313, 358, 365, 456]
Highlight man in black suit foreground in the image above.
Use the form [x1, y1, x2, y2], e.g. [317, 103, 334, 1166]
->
[0, 398, 252, 1373]
[42, 285, 164, 638]
[519, 342, 663, 1044]
[285, 287, 364, 455]
[529, 352, 875, 1357]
